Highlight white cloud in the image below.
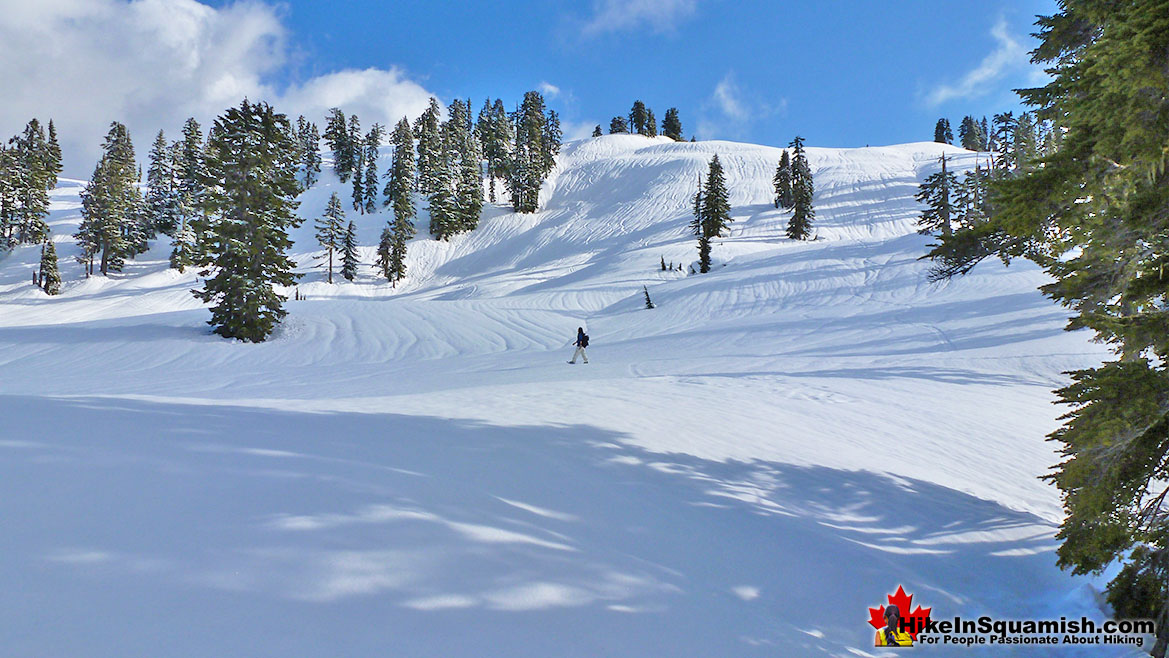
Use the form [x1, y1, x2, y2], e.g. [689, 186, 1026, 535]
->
[925, 18, 1029, 107]
[538, 81, 561, 99]
[0, 0, 435, 175]
[581, 0, 698, 36]
[696, 72, 782, 141]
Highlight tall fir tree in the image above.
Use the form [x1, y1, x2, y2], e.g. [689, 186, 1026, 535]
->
[298, 119, 322, 189]
[174, 117, 209, 264]
[382, 118, 416, 284]
[340, 220, 359, 281]
[75, 122, 142, 275]
[362, 123, 382, 214]
[915, 154, 957, 237]
[787, 136, 815, 240]
[646, 109, 657, 137]
[505, 91, 558, 213]
[591, 125, 603, 138]
[323, 107, 354, 182]
[8, 119, 53, 245]
[145, 130, 182, 235]
[958, 115, 984, 151]
[934, 118, 953, 144]
[609, 116, 628, 134]
[316, 192, 345, 283]
[38, 239, 61, 295]
[476, 99, 513, 203]
[991, 111, 1018, 172]
[692, 155, 732, 273]
[630, 100, 649, 135]
[415, 97, 444, 196]
[773, 149, 793, 209]
[45, 119, 63, 189]
[661, 108, 683, 141]
[193, 100, 303, 342]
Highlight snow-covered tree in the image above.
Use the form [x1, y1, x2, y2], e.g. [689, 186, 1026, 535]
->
[316, 192, 345, 283]
[415, 98, 444, 196]
[76, 122, 142, 275]
[773, 149, 793, 209]
[787, 136, 815, 240]
[381, 117, 416, 284]
[192, 100, 303, 342]
[145, 130, 182, 236]
[340, 220, 359, 281]
[38, 239, 61, 295]
[323, 108, 355, 182]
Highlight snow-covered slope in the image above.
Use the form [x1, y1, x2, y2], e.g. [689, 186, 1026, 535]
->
[0, 136, 1119, 656]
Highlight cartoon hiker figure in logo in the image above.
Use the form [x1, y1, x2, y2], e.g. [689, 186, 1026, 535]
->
[568, 326, 589, 364]
[875, 604, 913, 647]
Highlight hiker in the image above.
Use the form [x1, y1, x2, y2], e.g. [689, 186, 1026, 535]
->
[569, 327, 589, 364]
[874, 604, 913, 647]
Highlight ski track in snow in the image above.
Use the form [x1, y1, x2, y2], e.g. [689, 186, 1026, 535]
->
[0, 136, 1134, 656]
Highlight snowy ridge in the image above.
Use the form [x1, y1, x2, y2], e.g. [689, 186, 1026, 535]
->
[0, 135, 1123, 656]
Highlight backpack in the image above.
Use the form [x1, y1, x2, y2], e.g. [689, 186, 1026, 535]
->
[580, 334, 589, 348]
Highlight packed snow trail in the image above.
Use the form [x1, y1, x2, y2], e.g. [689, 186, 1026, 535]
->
[0, 136, 1126, 656]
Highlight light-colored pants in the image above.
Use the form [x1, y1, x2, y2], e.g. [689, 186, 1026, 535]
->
[570, 346, 588, 363]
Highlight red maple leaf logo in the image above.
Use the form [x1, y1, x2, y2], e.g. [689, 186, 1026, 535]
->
[867, 585, 932, 640]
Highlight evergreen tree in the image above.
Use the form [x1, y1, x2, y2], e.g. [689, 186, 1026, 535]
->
[915, 154, 957, 237]
[316, 192, 345, 283]
[340, 220, 359, 281]
[193, 100, 303, 342]
[362, 125, 382, 214]
[592, 125, 603, 138]
[382, 118, 416, 283]
[773, 149, 793, 209]
[38, 239, 61, 295]
[630, 100, 649, 135]
[980, 116, 991, 150]
[958, 115, 984, 151]
[787, 136, 815, 240]
[174, 118, 209, 263]
[0, 146, 17, 248]
[299, 119, 322, 189]
[452, 102, 484, 233]
[991, 112, 1018, 171]
[323, 107, 354, 182]
[415, 97, 444, 196]
[145, 130, 182, 235]
[934, 118, 953, 144]
[1013, 112, 1038, 172]
[692, 155, 732, 273]
[609, 116, 628, 134]
[643, 285, 655, 309]
[8, 119, 53, 244]
[661, 108, 683, 141]
[477, 99, 511, 203]
[646, 109, 657, 137]
[169, 215, 196, 273]
[75, 122, 142, 275]
[375, 225, 395, 281]
[505, 91, 558, 213]
[660, 255, 666, 271]
[46, 119, 63, 189]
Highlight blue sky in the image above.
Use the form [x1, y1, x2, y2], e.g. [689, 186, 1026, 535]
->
[1, 0, 1056, 175]
[269, 0, 1056, 146]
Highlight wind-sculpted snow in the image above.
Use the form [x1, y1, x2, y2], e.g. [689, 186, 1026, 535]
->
[0, 136, 1119, 656]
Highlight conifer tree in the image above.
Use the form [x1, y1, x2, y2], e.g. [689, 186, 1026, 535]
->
[375, 226, 395, 281]
[991, 112, 1017, 171]
[643, 285, 655, 309]
[169, 217, 196, 273]
[323, 107, 354, 182]
[299, 120, 322, 189]
[76, 122, 141, 275]
[630, 101, 649, 135]
[0, 146, 17, 248]
[609, 116, 628, 134]
[192, 100, 302, 342]
[8, 119, 53, 244]
[934, 118, 953, 144]
[592, 125, 602, 138]
[362, 125, 381, 214]
[175, 118, 209, 263]
[38, 239, 61, 295]
[773, 149, 793, 209]
[145, 130, 182, 235]
[316, 192, 345, 283]
[646, 109, 657, 137]
[505, 91, 558, 213]
[452, 102, 484, 233]
[692, 155, 732, 273]
[958, 115, 984, 151]
[662, 108, 683, 141]
[382, 118, 416, 283]
[415, 97, 444, 196]
[915, 154, 957, 237]
[476, 99, 513, 203]
[787, 136, 815, 240]
[46, 120, 62, 189]
[340, 220, 359, 281]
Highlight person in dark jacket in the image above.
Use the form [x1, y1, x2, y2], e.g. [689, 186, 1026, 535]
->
[569, 327, 589, 364]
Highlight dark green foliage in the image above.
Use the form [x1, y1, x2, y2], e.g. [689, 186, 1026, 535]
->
[38, 240, 61, 295]
[915, 154, 956, 237]
[297, 118, 322, 189]
[429, 99, 483, 239]
[643, 285, 655, 309]
[1, 119, 54, 246]
[415, 98, 444, 196]
[505, 91, 558, 214]
[787, 136, 814, 240]
[76, 122, 142, 275]
[381, 118, 416, 284]
[145, 130, 182, 235]
[361, 123, 384, 214]
[928, 6, 1169, 652]
[630, 100, 649, 135]
[315, 192, 345, 283]
[592, 125, 602, 138]
[175, 118, 209, 266]
[192, 100, 303, 342]
[692, 155, 732, 273]
[340, 220, 358, 281]
[661, 108, 683, 141]
[958, 115, 985, 151]
[660, 255, 666, 271]
[323, 108, 354, 182]
[646, 110, 657, 137]
[773, 149, 793, 209]
[933, 118, 952, 144]
[476, 99, 513, 203]
[609, 116, 628, 134]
